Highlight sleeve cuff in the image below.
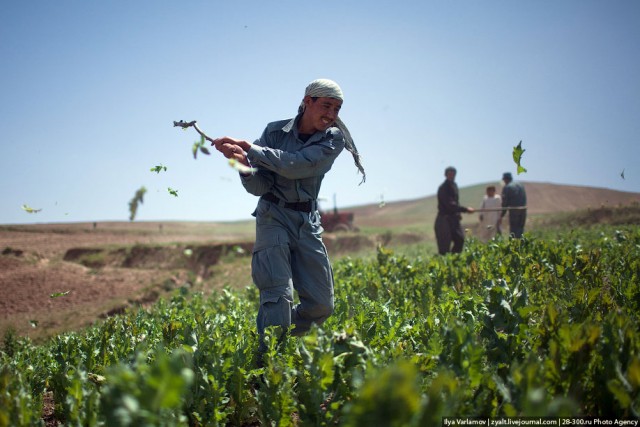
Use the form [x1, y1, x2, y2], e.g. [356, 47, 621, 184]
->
[246, 145, 262, 165]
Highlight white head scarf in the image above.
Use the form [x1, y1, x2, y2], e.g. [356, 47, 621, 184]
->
[298, 78, 366, 184]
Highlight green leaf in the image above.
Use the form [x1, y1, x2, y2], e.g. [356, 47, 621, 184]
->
[607, 379, 632, 407]
[512, 140, 527, 174]
[627, 357, 640, 388]
[150, 164, 167, 173]
[547, 304, 558, 327]
[318, 352, 334, 389]
[168, 187, 178, 197]
[21, 204, 42, 214]
[50, 291, 70, 298]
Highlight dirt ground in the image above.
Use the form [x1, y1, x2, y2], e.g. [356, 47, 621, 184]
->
[0, 224, 382, 342]
[0, 224, 254, 341]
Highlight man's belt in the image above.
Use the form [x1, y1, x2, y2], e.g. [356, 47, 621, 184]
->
[261, 192, 314, 213]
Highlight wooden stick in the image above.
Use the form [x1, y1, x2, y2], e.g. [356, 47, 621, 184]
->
[475, 206, 527, 212]
[173, 120, 215, 143]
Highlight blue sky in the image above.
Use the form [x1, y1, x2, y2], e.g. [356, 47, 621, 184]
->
[2, 1, 639, 225]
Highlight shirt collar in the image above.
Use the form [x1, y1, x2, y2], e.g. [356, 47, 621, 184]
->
[281, 114, 325, 144]
[281, 114, 300, 133]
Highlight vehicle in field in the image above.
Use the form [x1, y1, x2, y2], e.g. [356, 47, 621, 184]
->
[319, 194, 358, 232]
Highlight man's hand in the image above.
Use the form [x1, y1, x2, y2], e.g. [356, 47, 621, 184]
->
[212, 136, 251, 152]
[212, 137, 251, 166]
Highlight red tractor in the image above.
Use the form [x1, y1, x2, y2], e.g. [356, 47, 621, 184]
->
[319, 194, 357, 232]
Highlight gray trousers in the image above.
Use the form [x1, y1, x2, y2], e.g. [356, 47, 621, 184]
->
[251, 199, 334, 348]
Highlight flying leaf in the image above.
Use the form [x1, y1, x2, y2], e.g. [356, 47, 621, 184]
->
[50, 291, 70, 298]
[168, 187, 179, 197]
[228, 158, 257, 174]
[22, 204, 42, 214]
[191, 135, 209, 160]
[128, 186, 147, 221]
[512, 140, 527, 174]
[150, 164, 168, 173]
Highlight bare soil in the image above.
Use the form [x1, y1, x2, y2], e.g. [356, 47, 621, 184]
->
[0, 223, 380, 342]
[0, 224, 246, 341]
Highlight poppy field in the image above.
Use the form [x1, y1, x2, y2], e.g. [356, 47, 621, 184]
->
[1, 225, 639, 426]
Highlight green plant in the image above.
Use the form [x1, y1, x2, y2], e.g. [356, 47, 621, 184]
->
[2, 225, 640, 424]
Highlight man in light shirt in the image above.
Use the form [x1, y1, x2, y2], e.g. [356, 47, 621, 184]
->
[478, 185, 502, 243]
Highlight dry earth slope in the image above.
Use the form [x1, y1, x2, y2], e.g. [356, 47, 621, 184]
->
[347, 181, 640, 230]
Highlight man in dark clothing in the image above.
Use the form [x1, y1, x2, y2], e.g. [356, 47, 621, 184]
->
[434, 166, 474, 254]
[499, 172, 527, 238]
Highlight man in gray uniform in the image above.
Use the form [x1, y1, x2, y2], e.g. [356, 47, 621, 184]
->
[500, 172, 527, 238]
[211, 79, 365, 362]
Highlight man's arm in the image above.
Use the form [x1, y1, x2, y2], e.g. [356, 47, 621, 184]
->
[213, 128, 345, 180]
[438, 184, 472, 215]
[248, 129, 345, 180]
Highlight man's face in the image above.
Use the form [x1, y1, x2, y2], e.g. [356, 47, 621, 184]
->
[303, 96, 342, 132]
[446, 170, 456, 181]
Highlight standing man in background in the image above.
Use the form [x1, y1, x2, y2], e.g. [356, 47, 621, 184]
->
[211, 79, 365, 366]
[434, 166, 475, 254]
[478, 185, 502, 242]
[499, 172, 527, 238]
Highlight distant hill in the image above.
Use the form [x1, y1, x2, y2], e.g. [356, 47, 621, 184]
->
[4, 182, 637, 240]
[345, 182, 640, 232]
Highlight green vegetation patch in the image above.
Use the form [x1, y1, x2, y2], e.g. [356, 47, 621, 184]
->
[2, 225, 639, 425]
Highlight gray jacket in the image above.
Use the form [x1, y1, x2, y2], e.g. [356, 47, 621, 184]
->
[241, 114, 345, 204]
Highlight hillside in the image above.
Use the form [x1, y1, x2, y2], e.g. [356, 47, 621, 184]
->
[347, 181, 640, 232]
